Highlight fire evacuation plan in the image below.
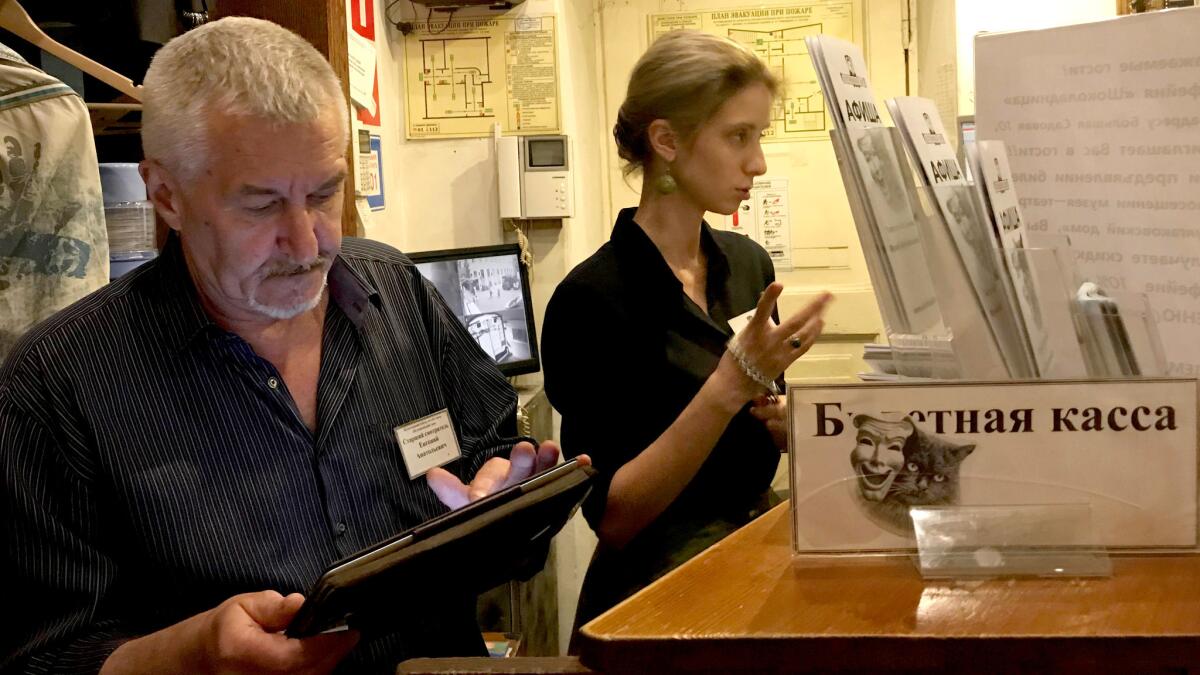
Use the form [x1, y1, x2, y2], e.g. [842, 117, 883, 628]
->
[420, 36, 494, 119]
[727, 23, 826, 135]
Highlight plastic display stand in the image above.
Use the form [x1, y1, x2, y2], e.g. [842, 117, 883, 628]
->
[910, 503, 1113, 579]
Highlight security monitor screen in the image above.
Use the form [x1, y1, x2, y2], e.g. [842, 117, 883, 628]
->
[527, 139, 565, 168]
[413, 251, 535, 372]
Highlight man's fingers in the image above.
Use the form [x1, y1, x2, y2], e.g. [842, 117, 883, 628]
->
[293, 629, 360, 673]
[534, 440, 561, 473]
[448, 442, 591, 511]
[466, 455, 515, 501]
[499, 442, 537, 490]
[751, 282, 784, 325]
[426, 467, 469, 510]
[779, 292, 833, 336]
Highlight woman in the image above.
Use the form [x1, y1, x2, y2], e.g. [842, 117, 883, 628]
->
[541, 30, 832, 631]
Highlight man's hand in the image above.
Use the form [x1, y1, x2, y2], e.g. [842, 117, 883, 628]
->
[749, 394, 789, 451]
[102, 590, 358, 675]
[426, 440, 590, 510]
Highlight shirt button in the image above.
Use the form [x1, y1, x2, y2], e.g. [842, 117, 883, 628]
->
[336, 522, 347, 535]
[267, 377, 279, 389]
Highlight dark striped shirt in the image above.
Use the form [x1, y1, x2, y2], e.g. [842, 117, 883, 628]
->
[1, 233, 520, 673]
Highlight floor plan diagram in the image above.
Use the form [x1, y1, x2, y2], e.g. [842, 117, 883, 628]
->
[728, 23, 826, 136]
[650, 1, 860, 142]
[404, 16, 560, 139]
[419, 37, 494, 119]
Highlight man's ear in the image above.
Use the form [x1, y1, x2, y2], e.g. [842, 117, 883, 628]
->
[646, 118, 678, 164]
[139, 159, 185, 232]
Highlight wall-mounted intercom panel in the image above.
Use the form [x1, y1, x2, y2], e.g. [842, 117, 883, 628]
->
[497, 134, 572, 219]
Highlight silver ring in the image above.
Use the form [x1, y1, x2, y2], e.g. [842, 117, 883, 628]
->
[788, 335, 803, 349]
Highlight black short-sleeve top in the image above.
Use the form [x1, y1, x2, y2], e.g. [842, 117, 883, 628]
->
[542, 207, 780, 537]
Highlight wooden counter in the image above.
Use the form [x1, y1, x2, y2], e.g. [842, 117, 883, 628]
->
[577, 502, 1200, 673]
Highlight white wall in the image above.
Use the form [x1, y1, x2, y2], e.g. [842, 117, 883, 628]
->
[955, 0, 1116, 115]
[915, 0, 958, 142]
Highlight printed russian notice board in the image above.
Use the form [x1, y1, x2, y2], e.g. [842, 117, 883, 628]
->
[402, 16, 559, 139]
[649, 1, 862, 143]
[788, 379, 1198, 553]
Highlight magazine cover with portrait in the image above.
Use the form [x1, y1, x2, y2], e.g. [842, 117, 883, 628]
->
[788, 380, 1197, 553]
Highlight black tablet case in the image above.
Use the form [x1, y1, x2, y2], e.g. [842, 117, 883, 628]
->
[287, 461, 596, 637]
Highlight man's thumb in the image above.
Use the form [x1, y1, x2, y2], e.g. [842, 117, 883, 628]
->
[241, 591, 304, 632]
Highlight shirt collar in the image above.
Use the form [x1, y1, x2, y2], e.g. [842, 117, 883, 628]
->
[609, 207, 733, 304]
[326, 251, 382, 328]
[147, 233, 381, 352]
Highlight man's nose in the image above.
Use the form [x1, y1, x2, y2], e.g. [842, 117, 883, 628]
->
[278, 201, 320, 262]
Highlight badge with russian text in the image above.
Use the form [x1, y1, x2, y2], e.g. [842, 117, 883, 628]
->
[395, 409, 463, 479]
[788, 379, 1198, 553]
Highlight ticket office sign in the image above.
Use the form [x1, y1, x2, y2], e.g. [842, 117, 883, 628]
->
[788, 379, 1198, 553]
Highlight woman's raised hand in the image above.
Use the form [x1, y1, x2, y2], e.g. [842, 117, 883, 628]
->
[723, 283, 832, 400]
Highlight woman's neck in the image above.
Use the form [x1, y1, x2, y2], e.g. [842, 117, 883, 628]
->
[633, 188, 706, 270]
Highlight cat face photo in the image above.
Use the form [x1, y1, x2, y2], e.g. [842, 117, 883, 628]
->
[849, 416, 977, 534]
[888, 428, 975, 507]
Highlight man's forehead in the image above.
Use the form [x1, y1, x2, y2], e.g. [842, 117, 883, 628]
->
[236, 170, 346, 195]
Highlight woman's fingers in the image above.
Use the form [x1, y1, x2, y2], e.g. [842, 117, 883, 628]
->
[731, 289, 832, 389]
[791, 317, 824, 355]
[778, 292, 833, 337]
[750, 282, 784, 326]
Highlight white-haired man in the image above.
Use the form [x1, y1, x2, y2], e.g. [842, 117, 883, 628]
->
[0, 17, 581, 674]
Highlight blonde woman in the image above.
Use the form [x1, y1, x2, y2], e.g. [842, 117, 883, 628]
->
[542, 30, 832, 631]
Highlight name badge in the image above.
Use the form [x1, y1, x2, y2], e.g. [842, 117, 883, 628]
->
[728, 308, 777, 336]
[728, 309, 757, 336]
[394, 409, 462, 479]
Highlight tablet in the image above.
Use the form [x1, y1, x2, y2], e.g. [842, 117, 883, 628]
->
[286, 459, 596, 638]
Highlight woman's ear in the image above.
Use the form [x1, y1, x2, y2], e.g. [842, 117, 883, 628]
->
[647, 118, 678, 164]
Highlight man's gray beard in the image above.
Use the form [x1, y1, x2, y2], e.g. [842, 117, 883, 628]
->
[248, 282, 327, 320]
[248, 262, 331, 320]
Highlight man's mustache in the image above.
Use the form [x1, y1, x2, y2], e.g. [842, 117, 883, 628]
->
[263, 255, 331, 278]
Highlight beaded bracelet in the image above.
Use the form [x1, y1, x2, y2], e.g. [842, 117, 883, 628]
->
[727, 336, 781, 396]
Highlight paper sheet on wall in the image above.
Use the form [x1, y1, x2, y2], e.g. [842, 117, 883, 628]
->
[974, 8, 1200, 377]
[348, 30, 378, 117]
[649, 1, 862, 143]
[402, 16, 560, 139]
[717, 177, 792, 269]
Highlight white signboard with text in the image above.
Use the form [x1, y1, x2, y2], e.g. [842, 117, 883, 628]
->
[788, 379, 1197, 553]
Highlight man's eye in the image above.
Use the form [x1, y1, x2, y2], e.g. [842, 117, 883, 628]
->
[246, 200, 278, 213]
[310, 191, 336, 204]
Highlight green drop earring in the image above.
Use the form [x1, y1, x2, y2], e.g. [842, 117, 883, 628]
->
[655, 167, 677, 195]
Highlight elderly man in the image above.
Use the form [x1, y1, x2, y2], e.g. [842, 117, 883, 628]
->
[1, 17, 574, 674]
